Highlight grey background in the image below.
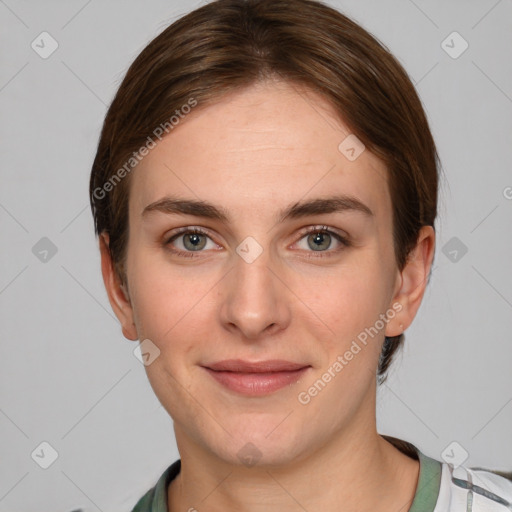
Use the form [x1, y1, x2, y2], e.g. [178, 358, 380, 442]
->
[1, 0, 511, 510]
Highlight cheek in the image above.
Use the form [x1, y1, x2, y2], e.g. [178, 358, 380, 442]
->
[127, 247, 179, 324]
[127, 251, 216, 354]
[303, 256, 390, 332]
[297, 259, 393, 381]
[128, 267, 201, 398]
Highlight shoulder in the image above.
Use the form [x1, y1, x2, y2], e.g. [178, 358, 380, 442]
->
[381, 434, 512, 512]
[437, 461, 512, 512]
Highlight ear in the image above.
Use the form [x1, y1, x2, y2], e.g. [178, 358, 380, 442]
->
[385, 225, 436, 337]
[99, 232, 138, 341]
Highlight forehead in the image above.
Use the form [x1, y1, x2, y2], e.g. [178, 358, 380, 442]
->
[130, 80, 390, 223]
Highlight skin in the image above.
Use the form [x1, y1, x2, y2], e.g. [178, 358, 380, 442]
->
[100, 78, 435, 512]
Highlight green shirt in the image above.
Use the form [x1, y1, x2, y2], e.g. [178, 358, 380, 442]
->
[131, 435, 442, 512]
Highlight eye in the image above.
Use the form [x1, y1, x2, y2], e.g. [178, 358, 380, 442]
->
[163, 225, 351, 259]
[164, 227, 218, 257]
[294, 225, 350, 257]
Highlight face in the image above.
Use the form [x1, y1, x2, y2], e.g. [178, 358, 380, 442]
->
[102, 79, 431, 467]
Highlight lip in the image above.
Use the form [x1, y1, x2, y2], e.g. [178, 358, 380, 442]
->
[202, 359, 311, 396]
[205, 359, 308, 373]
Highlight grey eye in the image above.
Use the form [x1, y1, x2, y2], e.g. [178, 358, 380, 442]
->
[182, 232, 207, 251]
[307, 231, 332, 251]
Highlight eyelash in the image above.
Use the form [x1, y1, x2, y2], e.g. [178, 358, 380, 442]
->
[163, 225, 351, 259]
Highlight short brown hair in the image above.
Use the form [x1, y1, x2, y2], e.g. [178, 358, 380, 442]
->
[89, 0, 439, 385]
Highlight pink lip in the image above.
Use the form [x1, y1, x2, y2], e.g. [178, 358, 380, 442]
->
[202, 359, 311, 396]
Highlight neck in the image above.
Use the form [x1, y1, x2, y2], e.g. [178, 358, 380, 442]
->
[167, 419, 419, 512]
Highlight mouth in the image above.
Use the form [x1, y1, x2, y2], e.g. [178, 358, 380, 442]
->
[201, 359, 311, 396]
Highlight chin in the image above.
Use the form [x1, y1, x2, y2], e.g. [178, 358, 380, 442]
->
[204, 417, 309, 469]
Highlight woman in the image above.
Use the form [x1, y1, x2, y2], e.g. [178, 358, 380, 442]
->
[89, 0, 512, 510]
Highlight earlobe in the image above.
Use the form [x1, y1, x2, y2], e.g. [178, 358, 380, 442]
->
[385, 226, 436, 338]
[99, 232, 139, 341]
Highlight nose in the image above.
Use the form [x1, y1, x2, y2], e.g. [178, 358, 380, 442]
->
[218, 246, 292, 341]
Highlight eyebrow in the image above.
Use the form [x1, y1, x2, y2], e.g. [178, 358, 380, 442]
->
[141, 194, 374, 223]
